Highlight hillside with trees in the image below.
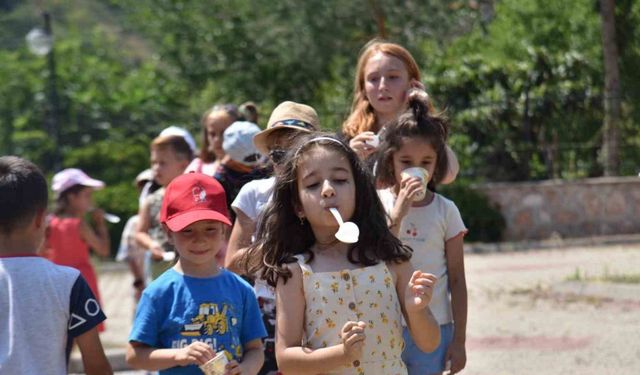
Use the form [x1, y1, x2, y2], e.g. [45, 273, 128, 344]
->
[1, 0, 638, 244]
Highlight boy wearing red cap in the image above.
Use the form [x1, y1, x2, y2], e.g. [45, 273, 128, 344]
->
[126, 173, 266, 375]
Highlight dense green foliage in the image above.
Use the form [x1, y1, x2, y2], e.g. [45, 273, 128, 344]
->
[429, 1, 605, 181]
[439, 183, 505, 242]
[1, 0, 639, 245]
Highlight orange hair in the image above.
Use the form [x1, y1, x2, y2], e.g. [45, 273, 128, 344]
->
[342, 39, 422, 139]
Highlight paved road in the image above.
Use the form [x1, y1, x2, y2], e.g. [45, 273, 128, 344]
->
[71, 242, 640, 374]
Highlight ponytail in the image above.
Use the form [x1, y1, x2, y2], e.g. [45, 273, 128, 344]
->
[407, 88, 431, 124]
[375, 89, 450, 189]
[406, 88, 448, 142]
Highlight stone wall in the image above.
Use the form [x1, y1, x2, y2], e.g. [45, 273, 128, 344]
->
[473, 177, 640, 241]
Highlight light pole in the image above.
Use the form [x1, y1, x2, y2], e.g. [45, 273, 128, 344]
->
[26, 12, 62, 171]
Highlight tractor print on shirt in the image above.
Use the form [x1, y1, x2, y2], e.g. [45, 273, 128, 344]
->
[181, 303, 237, 336]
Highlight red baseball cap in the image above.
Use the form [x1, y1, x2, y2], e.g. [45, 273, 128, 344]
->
[160, 173, 231, 231]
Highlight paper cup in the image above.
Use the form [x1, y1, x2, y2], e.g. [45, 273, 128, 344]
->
[400, 167, 430, 201]
[365, 134, 379, 148]
[199, 351, 228, 375]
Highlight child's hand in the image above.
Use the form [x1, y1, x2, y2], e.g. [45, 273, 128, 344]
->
[90, 208, 106, 226]
[223, 359, 243, 374]
[445, 341, 466, 374]
[404, 271, 436, 312]
[340, 321, 367, 365]
[410, 78, 425, 91]
[349, 131, 378, 159]
[173, 341, 215, 367]
[150, 242, 165, 261]
[391, 175, 424, 223]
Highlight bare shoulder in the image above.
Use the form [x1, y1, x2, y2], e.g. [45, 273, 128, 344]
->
[274, 252, 310, 292]
[278, 261, 303, 287]
[385, 260, 414, 282]
[276, 261, 305, 308]
[385, 259, 413, 273]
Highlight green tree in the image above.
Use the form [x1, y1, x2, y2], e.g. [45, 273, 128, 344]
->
[427, 0, 606, 181]
[109, 0, 483, 129]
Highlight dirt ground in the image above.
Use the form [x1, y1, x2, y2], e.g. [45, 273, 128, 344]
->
[464, 244, 640, 375]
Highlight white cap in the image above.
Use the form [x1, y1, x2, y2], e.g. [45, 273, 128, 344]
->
[223, 121, 263, 166]
[159, 126, 197, 153]
[52, 168, 105, 195]
[135, 168, 154, 184]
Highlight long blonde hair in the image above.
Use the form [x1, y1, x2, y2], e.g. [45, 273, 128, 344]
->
[342, 40, 422, 139]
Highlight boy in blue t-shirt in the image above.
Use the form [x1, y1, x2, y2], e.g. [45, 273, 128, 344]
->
[0, 156, 111, 375]
[127, 173, 266, 374]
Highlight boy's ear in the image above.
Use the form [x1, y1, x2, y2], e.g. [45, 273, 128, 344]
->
[162, 223, 175, 245]
[33, 209, 47, 230]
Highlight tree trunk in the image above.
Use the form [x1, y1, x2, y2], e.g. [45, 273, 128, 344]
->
[599, 0, 621, 176]
[368, 0, 387, 39]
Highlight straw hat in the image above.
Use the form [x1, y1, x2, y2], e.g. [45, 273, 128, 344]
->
[253, 101, 319, 155]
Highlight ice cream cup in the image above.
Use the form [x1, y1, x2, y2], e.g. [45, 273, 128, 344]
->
[199, 351, 229, 375]
[400, 167, 430, 201]
[365, 134, 379, 148]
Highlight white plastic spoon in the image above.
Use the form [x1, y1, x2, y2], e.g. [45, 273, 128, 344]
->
[90, 207, 121, 224]
[329, 207, 360, 244]
[103, 212, 121, 224]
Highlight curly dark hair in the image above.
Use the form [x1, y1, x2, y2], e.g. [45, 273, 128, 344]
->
[241, 132, 412, 287]
[375, 92, 450, 192]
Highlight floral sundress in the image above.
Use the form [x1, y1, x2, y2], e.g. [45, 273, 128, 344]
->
[296, 255, 407, 375]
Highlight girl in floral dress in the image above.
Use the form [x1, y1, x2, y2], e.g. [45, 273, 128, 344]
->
[242, 133, 440, 374]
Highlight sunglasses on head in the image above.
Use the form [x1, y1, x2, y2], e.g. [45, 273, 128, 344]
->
[272, 119, 315, 131]
[268, 149, 287, 164]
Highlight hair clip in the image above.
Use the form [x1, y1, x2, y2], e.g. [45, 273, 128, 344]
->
[293, 136, 348, 159]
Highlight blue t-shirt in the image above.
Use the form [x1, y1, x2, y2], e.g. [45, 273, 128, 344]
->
[129, 268, 267, 374]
